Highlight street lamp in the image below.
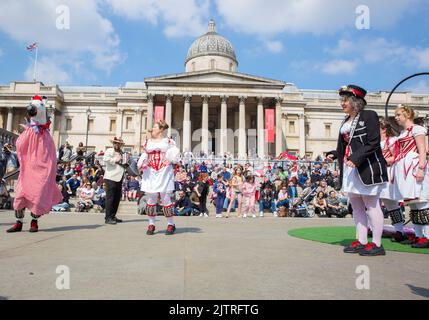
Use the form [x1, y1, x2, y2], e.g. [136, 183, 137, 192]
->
[85, 107, 92, 156]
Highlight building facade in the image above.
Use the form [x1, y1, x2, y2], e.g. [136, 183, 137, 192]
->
[1, 21, 428, 158]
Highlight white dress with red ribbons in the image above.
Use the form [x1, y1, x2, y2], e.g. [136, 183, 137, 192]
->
[138, 138, 180, 193]
[340, 121, 385, 196]
[391, 125, 429, 201]
[379, 136, 399, 201]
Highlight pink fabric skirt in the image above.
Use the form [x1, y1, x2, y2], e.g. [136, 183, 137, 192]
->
[13, 127, 62, 216]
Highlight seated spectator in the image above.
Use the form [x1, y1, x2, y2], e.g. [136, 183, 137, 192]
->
[56, 164, 65, 182]
[64, 164, 74, 180]
[313, 191, 328, 217]
[182, 176, 195, 197]
[52, 184, 71, 212]
[221, 166, 231, 181]
[127, 176, 140, 201]
[175, 167, 188, 191]
[174, 190, 192, 216]
[259, 184, 277, 217]
[76, 182, 95, 212]
[93, 182, 106, 212]
[189, 190, 201, 215]
[66, 174, 81, 197]
[326, 190, 348, 218]
[188, 166, 199, 183]
[316, 180, 334, 197]
[276, 185, 290, 210]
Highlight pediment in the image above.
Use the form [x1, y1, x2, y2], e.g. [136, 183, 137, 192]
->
[145, 70, 285, 88]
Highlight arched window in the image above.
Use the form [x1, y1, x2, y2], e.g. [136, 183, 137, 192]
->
[210, 59, 216, 69]
[229, 63, 234, 72]
[192, 62, 196, 72]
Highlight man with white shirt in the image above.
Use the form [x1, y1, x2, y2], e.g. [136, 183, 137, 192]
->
[103, 137, 126, 225]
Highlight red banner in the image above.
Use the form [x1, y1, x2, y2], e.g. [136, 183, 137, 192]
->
[154, 106, 165, 123]
[265, 109, 275, 143]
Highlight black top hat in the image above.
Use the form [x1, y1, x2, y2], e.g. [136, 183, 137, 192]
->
[339, 85, 367, 105]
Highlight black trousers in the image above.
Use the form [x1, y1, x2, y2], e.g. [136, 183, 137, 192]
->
[105, 179, 122, 221]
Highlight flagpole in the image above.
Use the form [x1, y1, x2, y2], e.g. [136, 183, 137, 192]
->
[33, 45, 38, 82]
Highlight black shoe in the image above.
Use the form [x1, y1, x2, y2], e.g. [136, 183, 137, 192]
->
[391, 231, 407, 243]
[359, 243, 386, 256]
[114, 217, 123, 223]
[105, 219, 117, 225]
[343, 240, 365, 253]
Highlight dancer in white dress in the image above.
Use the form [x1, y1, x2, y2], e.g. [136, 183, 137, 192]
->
[378, 118, 406, 242]
[390, 106, 429, 248]
[331, 85, 388, 256]
[137, 120, 180, 235]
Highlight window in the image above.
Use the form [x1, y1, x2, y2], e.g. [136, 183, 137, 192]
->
[88, 119, 94, 132]
[66, 118, 72, 131]
[305, 123, 310, 136]
[229, 63, 234, 72]
[110, 119, 116, 132]
[192, 62, 196, 72]
[325, 124, 331, 137]
[124, 147, 133, 154]
[126, 117, 133, 130]
[289, 121, 296, 134]
[210, 59, 216, 69]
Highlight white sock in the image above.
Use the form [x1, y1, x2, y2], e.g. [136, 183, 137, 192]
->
[32, 216, 39, 221]
[393, 223, 404, 234]
[414, 225, 424, 238]
[17, 218, 23, 223]
[149, 217, 156, 226]
[167, 217, 174, 226]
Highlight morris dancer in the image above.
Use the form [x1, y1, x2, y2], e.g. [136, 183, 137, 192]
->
[378, 118, 406, 242]
[7, 95, 62, 233]
[391, 105, 429, 248]
[137, 120, 180, 235]
[330, 85, 388, 256]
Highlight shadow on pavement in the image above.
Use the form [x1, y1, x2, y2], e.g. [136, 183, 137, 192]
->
[407, 284, 429, 298]
[174, 227, 203, 234]
[119, 219, 147, 224]
[43, 224, 103, 232]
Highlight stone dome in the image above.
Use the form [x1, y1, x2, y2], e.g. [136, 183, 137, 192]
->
[185, 20, 238, 72]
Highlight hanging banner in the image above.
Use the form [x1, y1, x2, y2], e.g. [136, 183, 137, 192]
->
[154, 105, 165, 123]
[265, 109, 275, 143]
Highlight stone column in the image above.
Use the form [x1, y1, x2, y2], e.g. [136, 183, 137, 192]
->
[238, 96, 247, 159]
[220, 95, 228, 156]
[299, 113, 306, 157]
[257, 97, 265, 158]
[275, 97, 283, 156]
[147, 94, 154, 132]
[202, 95, 210, 155]
[135, 108, 143, 154]
[116, 108, 124, 138]
[165, 94, 172, 138]
[6, 107, 13, 132]
[183, 95, 192, 152]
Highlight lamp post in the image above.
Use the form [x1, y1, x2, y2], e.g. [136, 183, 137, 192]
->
[85, 107, 92, 156]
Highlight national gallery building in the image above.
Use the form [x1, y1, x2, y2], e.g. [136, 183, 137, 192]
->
[1, 21, 428, 158]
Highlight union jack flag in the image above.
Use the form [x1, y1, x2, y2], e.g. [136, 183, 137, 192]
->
[26, 42, 38, 51]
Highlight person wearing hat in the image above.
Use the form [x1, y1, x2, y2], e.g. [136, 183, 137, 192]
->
[328, 85, 388, 256]
[7, 95, 62, 233]
[103, 137, 126, 225]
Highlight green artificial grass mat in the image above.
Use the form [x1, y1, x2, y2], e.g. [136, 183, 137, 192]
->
[288, 226, 429, 254]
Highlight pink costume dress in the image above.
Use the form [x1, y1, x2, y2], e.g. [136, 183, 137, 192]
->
[13, 97, 62, 216]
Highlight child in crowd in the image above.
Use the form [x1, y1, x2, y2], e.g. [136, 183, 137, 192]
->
[213, 173, 226, 218]
[241, 175, 257, 218]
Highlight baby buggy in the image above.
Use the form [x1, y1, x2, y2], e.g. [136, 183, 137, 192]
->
[289, 187, 317, 218]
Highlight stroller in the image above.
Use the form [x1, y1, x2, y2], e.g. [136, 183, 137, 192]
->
[289, 187, 317, 218]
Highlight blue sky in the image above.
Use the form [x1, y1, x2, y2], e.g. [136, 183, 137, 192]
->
[0, 0, 429, 93]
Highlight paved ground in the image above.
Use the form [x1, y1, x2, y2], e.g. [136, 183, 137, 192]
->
[0, 208, 428, 300]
